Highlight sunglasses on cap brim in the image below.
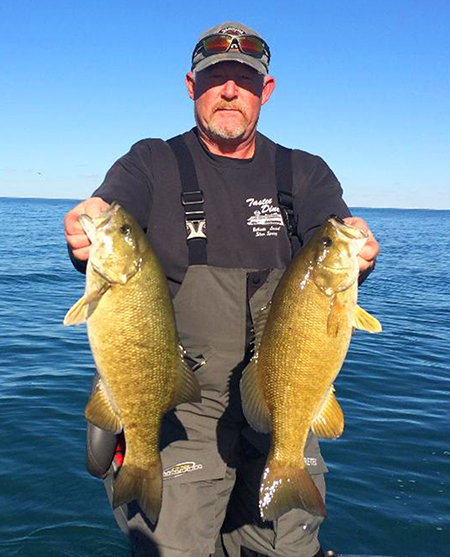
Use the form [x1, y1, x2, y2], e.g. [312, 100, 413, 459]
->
[192, 34, 271, 64]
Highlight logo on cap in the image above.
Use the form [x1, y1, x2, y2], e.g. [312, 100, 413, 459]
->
[219, 26, 245, 36]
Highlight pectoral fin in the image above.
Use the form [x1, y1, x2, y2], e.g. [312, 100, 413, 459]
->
[327, 296, 348, 337]
[85, 380, 122, 433]
[240, 359, 272, 433]
[63, 283, 110, 325]
[311, 386, 344, 439]
[64, 295, 89, 325]
[354, 305, 382, 333]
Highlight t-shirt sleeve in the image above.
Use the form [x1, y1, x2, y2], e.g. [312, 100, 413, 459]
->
[293, 153, 351, 245]
[92, 140, 154, 231]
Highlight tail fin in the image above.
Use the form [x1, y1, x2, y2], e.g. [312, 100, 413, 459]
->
[259, 460, 326, 521]
[112, 458, 162, 524]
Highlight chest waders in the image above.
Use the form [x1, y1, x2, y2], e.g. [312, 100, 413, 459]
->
[87, 137, 327, 557]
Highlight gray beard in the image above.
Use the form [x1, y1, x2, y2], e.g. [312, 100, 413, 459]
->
[207, 118, 248, 140]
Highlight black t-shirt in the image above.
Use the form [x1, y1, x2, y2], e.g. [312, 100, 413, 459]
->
[92, 128, 351, 287]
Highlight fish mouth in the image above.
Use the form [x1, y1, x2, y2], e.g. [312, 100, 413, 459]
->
[79, 202, 122, 243]
[329, 216, 369, 241]
[95, 202, 121, 228]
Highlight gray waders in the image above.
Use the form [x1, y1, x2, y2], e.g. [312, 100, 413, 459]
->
[86, 137, 328, 557]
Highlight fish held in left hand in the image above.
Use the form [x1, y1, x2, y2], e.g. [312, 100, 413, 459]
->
[64, 202, 201, 524]
[240, 216, 382, 522]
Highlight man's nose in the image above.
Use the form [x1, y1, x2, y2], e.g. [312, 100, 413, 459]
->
[221, 79, 238, 99]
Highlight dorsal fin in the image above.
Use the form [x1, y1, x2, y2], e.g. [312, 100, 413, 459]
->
[169, 347, 202, 408]
[240, 359, 272, 433]
[252, 302, 272, 357]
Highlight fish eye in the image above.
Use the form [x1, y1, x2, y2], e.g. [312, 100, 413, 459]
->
[120, 224, 131, 235]
[322, 236, 333, 247]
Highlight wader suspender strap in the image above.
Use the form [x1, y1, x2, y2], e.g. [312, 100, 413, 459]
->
[167, 136, 297, 263]
[168, 135, 207, 265]
[275, 144, 297, 238]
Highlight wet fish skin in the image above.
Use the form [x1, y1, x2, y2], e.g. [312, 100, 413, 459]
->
[64, 202, 201, 523]
[240, 216, 381, 522]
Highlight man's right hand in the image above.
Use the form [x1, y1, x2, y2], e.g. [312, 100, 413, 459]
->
[64, 197, 110, 261]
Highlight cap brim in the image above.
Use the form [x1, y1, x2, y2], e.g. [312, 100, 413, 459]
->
[193, 52, 267, 75]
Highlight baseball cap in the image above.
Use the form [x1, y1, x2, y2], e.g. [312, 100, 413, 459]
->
[191, 21, 270, 75]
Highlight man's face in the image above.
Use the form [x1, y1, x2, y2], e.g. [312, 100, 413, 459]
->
[186, 62, 274, 145]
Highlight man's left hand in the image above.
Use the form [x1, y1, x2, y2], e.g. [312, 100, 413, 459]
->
[343, 217, 379, 284]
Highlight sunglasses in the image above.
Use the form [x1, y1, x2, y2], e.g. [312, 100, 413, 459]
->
[193, 34, 271, 64]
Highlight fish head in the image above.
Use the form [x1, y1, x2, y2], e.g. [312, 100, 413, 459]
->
[309, 216, 368, 296]
[80, 202, 146, 285]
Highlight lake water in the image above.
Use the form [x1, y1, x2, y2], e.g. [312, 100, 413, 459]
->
[0, 197, 448, 557]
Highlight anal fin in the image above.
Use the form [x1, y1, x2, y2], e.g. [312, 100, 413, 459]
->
[311, 386, 344, 439]
[85, 379, 122, 433]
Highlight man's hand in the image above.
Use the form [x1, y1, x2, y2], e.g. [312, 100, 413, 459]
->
[64, 197, 110, 261]
[343, 217, 379, 284]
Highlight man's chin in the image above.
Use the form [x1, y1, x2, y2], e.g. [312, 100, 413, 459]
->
[208, 123, 247, 142]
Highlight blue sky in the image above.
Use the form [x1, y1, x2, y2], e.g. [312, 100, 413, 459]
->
[1, 0, 449, 208]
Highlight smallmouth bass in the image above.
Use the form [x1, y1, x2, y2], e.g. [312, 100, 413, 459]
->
[240, 216, 381, 521]
[64, 202, 201, 523]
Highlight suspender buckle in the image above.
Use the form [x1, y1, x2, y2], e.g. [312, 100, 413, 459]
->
[181, 191, 207, 240]
[185, 216, 207, 240]
[181, 190, 204, 205]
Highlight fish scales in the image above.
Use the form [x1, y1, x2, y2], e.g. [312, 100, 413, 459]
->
[240, 216, 381, 522]
[64, 202, 201, 523]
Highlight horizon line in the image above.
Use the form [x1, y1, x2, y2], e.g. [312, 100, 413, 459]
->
[0, 195, 449, 212]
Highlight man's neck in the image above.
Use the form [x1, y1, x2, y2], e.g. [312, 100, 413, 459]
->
[197, 129, 257, 159]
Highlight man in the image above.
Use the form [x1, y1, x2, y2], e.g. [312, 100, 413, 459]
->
[65, 21, 378, 557]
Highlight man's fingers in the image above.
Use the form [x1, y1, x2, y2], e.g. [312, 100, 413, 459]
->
[343, 216, 379, 282]
[359, 236, 379, 263]
[64, 209, 85, 236]
[65, 232, 91, 251]
[71, 246, 91, 261]
[64, 197, 110, 263]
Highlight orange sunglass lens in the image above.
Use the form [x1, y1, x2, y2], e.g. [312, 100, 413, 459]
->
[239, 37, 264, 54]
[203, 36, 232, 52]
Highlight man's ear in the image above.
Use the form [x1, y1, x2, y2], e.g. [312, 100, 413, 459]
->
[185, 72, 195, 100]
[261, 75, 275, 106]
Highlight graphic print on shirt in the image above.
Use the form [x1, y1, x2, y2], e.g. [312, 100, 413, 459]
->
[246, 197, 285, 238]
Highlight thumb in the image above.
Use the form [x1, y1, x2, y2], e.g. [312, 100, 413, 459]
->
[64, 197, 110, 236]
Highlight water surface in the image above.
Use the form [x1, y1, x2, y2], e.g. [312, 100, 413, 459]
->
[0, 198, 448, 556]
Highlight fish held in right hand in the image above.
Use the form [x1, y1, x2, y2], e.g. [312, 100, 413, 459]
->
[64, 202, 201, 523]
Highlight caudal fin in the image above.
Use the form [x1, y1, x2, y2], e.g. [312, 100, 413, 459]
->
[112, 458, 162, 524]
[259, 460, 326, 521]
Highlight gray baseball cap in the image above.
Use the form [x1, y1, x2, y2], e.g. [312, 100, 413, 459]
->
[191, 21, 270, 75]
